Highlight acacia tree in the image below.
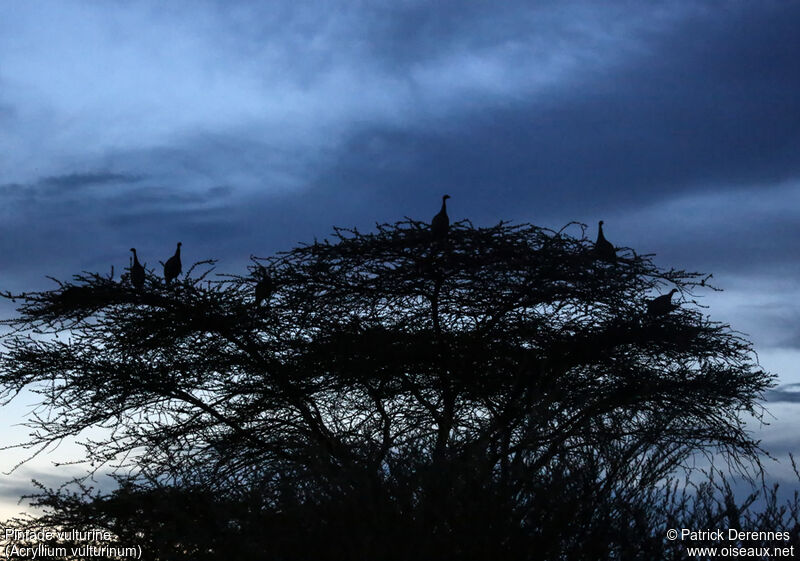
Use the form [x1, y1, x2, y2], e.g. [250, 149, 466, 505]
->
[0, 219, 773, 559]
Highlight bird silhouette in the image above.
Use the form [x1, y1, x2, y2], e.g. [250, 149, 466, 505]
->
[164, 242, 182, 286]
[129, 248, 145, 290]
[255, 266, 273, 307]
[647, 289, 679, 316]
[594, 220, 616, 262]
[431, 195, 451, 241]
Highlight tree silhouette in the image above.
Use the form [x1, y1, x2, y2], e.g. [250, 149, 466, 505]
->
[0, 219, 774, 559]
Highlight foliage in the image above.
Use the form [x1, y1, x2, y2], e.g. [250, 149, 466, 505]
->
[0, 219, 775, 559]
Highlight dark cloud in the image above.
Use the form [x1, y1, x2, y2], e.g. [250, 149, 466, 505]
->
[40, 172, 143, 189]
[608, 186, 800, 276]
[307, 2, 800, 223]
[766, 384, 800, 404]
[0, 166, 240, 293]
[0, 466, 118, 513]
[0, 467, 72, 499]
[358, 1, 555, 70]
[0, 172, 142, 201]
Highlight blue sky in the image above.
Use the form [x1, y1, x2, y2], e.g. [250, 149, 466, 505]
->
[1, 0, 800, 517]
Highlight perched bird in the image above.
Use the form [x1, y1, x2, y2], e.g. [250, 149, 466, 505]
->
[164, 242, 182, 286]
[647, 289, 679, 316]
[129, 248, 145, 290]
[255, 266, 273, 307]
[594, 220, 616, 262]
[431, 195, 451, 241]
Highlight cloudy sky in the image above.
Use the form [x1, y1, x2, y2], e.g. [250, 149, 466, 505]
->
[1, 0, 800, 517]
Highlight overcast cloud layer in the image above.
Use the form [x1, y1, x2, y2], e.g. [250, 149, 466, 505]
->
[2, 2, 798, 274]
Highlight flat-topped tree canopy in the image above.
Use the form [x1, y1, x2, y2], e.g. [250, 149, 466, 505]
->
[0, 218, 772, 558]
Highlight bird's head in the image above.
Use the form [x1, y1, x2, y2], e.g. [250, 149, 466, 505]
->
[130, 247, 136, 253]
[670, 288, 679, 296]
[443, 194, 451, 201]
[177, 242, 182, 248]
[599, 220, 604, 227]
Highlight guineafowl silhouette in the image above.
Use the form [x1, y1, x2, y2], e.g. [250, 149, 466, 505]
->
[164, 242, 182, 286]
[129, 248, 145, 290]
[647, 289, 679, 316]
[594, 220, 616, 262]
[431, 195, 451, 241]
